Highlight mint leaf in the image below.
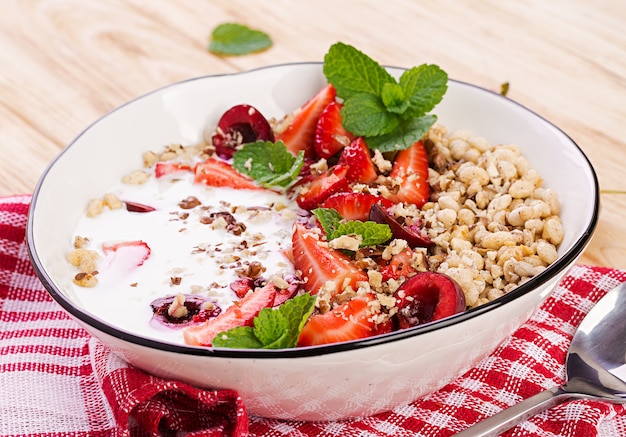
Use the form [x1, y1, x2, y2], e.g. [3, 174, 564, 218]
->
[212, 293, 316, 349]
[253, 308, 290, 348]
[323, 42, 395, 99]
[365, 115, 437, 153]
[323, 43, 448, 151]
[333, 221, 392, 247]
[312, 208, 343, 237]
[314, 207, 392, 248]
[212, 326, 264, 349]
[341, 93, 399, 137]
[209, 23, 272, 56]
[382, 83, 409, 114]
[399, 65, 448, 118]
[233, 141, 304, 188]
[277, 293, 316, 345]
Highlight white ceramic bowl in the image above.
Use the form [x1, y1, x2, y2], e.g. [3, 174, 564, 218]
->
[27, 63, 599, 421]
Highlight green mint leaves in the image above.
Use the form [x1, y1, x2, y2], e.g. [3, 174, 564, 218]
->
[233, 141, 304, 189]
[209, 23, 272, 56]
[323, 42, 448, 152]
[312, 208, 392, 248]
[212, 293, 316, 349]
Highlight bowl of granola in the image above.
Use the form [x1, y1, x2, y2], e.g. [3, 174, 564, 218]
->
[27, 43, 599, 421]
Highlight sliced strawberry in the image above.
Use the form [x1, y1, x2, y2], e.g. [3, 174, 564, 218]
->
[394, 271, 466, 329]
[277, 84, 337, 158]
[155, 162, 192, 178]
[291, 222, 368, 297]
[314, 101, 355, 159]
[183, 282, 277, 347]
[211, 104, 274, 159]
[230, 277, 253, 299]
[386, 140, 430, 207]
[271, 277, 300, 307]
[100, 240, 151, 275]
[379, 248, 418, 281]
[296, 165, 350, 210]
[338, 137, 378, 184]
[297, 295, 380, 346]
[321, 192, 394, 221]
[194, 158, 260, 190]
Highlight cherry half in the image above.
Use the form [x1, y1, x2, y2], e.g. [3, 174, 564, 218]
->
[369, 203, 432, 248]
[211, 104, 274, 159]
[394, 271, 466, 329]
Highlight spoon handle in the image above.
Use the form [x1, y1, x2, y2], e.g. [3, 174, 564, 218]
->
[455, 385, 570, 436]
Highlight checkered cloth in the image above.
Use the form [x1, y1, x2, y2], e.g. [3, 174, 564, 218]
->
[2, 194, 626, 436]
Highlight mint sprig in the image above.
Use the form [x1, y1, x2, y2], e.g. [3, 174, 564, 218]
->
[209, 23, 272, 56]
[212, 293, 316, 349]
[232, 140, 304, 189]
[323, 42, 448, 152]
[312, 208, 392, 248]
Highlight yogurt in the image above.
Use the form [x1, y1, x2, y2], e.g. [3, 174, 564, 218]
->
[70, 169, 302, 344]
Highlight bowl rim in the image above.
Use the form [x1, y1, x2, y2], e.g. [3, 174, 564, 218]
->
[26, 62, 600, 359]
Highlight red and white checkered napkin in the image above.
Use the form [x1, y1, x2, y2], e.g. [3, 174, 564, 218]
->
[2, 194, 626, 437]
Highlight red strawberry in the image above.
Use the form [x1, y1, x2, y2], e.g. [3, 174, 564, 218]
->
[155, 162, 192, 178]
[230, 277, 253, 299]
[194, 158, 260, 190]
[338, 137, 378, 184]
[277, 84, 337, 158]
[314, 101, 355, 159]
[297, 295, 383, 346]
[387, 140, 430, 207]
[211, 104, 274, 160]
[394, 271, 466, 329]
[291, 223, 368, 297]
[183, 281, 277, 346]
[379, 248, 418, 281]
[296, 165, 350, 210]
[321, 192, 393, 221]
[100, 240, 151, 274]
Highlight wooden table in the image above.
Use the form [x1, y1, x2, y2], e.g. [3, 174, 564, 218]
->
[1, 0, 625, 268]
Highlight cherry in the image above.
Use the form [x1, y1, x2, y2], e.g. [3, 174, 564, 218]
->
[369, 203, 432, 248]
[150, 294, 221, 328]
[124, 200, 156, 213]
[394, 271, 466, 328]
[211, 104, 274, 159]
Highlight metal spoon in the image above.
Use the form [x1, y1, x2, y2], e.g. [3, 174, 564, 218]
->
[456, 281, 626, 436]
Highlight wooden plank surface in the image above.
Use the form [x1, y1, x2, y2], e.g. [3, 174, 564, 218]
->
[1, 0, 625, 267]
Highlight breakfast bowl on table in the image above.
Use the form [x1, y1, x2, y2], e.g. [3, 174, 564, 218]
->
[26, 43, 599, 421]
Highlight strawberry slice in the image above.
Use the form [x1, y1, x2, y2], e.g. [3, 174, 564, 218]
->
[100, 240, 151, 274]
[194, 158, 260, 190]
[386, 140, 430, 207]
[183, 281, 277, 347]
[296, 165, 350, 210]
[291, 222, 368, 297]
[394, 271, 466, 329]
[338, 137, 378, 184]
[297, 295, 382, 346]
[314, 101, 355, 159]
[379, 247, 418, 281]
[321, 192, 393, 221]
[155, 162, 192, 178]
[277, 84, 337, 158]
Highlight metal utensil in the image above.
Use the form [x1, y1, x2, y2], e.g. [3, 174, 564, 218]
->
[456, 281, 626, 436]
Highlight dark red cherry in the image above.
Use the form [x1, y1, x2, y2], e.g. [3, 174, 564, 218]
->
[369, 203, 432, 248]
[211, 104, 274, 159]
[394, 271, 466, 328]
[150, 294, 221, 328]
